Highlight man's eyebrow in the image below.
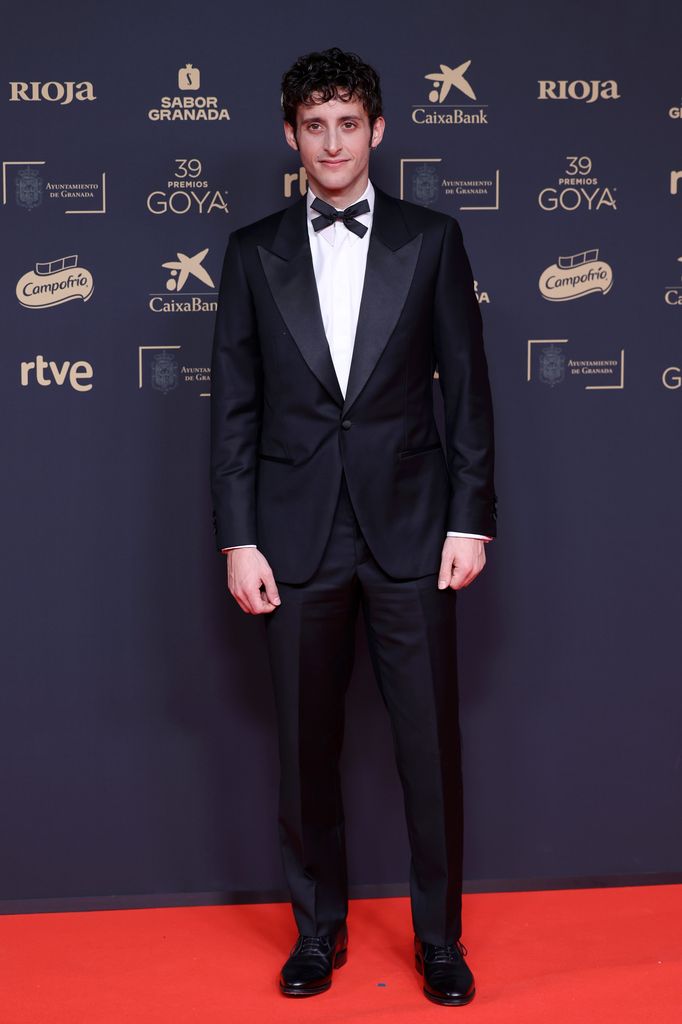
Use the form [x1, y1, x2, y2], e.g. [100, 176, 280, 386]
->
[299, 114, 362, 125]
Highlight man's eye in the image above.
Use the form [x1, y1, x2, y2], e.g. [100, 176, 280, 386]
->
[343, 122, 356, 129]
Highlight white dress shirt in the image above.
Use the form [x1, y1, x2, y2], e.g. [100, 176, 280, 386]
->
[307, 180, 373, 398]
[223, 179, 492, 550]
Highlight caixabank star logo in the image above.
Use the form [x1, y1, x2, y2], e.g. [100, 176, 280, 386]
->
[147, 247, 218, 313]
[412, 60, 489, 126]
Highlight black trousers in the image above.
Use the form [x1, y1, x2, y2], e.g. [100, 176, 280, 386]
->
[263, 469, 464, 945]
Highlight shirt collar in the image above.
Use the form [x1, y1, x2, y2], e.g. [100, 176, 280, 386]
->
[306, 179, 374, 245]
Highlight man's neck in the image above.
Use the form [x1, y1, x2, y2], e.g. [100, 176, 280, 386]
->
[308, 174, 370, 210]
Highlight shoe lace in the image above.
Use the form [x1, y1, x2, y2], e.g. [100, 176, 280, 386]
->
[292, 934, 331, 957]
[430, 939, 468, 963]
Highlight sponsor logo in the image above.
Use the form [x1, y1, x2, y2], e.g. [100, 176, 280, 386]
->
[400, 158, 500, 211]
[412, 162, 439, 204]
[537, 80, 620, 103]
[412, 60, 489, 126]
[3, 160, 106, 214]
[284, 166, 308, 198]
[474, 280, 490, 304]
[538, 344, 565, 387]
[138, 345, 210, 396]
[527, 338, 625, 389]
[670, 171, 682, 195]
[151, 349, 179, 393]
[538, 155, 617, 212]
[664, 257, 682, 305]
[15, 165, 42, 210]
[148, 247, 217, 312]
[9, 80, 96, 104]
[148, 64, 230, 122]
[662, 366, 681, 388]
[16, 254, 94, 309]
[20, 355, 94, 391]
[179, 63, 200, 89]
[147, 158, 229, 215]
[426, 61, 477, 103]
[539, 249, 613, 301]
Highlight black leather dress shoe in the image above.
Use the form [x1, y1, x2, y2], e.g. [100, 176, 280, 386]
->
[414, 935, 476, 1006]
[279, 923, 348, 997]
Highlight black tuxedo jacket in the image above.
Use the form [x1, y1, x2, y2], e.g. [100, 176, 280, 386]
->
[210, 185, 497, 584]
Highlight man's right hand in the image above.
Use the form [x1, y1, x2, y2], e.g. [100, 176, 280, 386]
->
[224, 548, 281, 615]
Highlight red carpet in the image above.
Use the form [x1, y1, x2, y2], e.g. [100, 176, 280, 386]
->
[1, 885, 679, 1023]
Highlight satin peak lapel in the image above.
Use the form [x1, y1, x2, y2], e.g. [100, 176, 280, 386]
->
[257, 197, 344, 407]
[342, 189, 422, 416]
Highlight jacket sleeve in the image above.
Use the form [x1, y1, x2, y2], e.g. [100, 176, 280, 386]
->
[432, 216, 498, 538]
[209, 230, 263, 552]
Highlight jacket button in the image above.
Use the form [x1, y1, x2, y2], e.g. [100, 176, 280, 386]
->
[341, 419, 352, 430]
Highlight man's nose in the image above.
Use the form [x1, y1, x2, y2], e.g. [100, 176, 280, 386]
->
[325, 130, 342, 154]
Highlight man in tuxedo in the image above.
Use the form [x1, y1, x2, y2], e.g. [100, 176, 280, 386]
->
[210, 47, 497, 1006]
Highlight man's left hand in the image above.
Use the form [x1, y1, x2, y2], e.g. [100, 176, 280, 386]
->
[438, 537, 487, 590]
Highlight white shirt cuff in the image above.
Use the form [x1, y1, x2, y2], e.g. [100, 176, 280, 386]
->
[446, 531, 493, 542]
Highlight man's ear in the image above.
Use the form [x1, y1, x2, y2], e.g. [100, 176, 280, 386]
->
[370, 115, 386, 150]
[283, 120, 299, 151]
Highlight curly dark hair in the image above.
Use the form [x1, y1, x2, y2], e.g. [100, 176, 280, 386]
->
[281, 47, 383, 132]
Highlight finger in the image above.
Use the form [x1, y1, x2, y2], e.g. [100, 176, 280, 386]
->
[260, 569, 281, 607]
[244, 586, 266, 615]
[230, 574, 260, 614]
[244, 584, 278, 615]
[231, 588, 251, 614]
[454, 563, 483, 589]
[450, 563, 474, 590]
[437, 554, 454, 589]
[256, 585, 278, 614]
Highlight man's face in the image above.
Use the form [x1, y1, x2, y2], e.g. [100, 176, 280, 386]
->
[284, 93, 384, 201]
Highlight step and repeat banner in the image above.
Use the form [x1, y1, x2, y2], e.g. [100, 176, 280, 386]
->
[2, 2, 680, 910]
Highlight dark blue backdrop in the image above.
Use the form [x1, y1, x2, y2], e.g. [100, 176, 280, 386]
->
[1, 0, 680, 912]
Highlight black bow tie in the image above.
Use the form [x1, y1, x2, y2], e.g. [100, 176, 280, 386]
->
[310, 196, 370, 238]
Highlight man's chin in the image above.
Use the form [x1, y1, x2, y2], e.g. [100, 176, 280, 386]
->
[309, 167, 364, 197]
